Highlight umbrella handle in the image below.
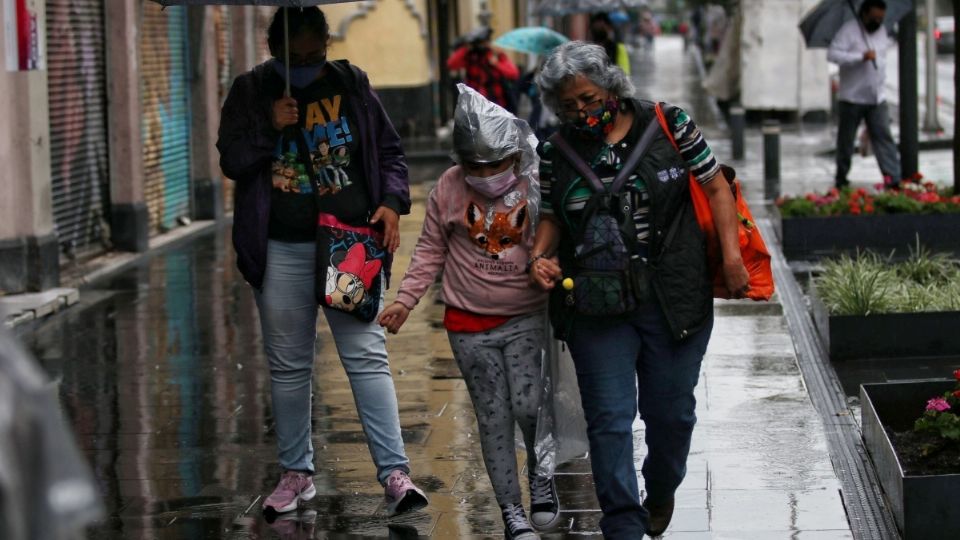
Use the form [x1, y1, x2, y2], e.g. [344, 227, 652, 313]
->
[846, 0, 878, 70]
[284, 7, 291, 97]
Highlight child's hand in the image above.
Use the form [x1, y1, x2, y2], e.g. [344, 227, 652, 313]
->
[529, 256, 562, 291]
[378, 302, 411, 334]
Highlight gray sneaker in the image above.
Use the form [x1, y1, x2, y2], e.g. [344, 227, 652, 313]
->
[529, 474, 561, 530]
[501, 503, 540, 540]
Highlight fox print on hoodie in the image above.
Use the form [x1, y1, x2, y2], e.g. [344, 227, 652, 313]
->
[393, 166, 546, 317]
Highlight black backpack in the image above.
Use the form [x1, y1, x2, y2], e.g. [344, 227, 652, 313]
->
[547, 118, 661, 316]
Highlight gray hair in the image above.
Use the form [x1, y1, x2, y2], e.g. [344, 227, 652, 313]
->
[536, 40, 635, 113]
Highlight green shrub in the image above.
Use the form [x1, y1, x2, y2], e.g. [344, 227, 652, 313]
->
[815, 248, 960, 315]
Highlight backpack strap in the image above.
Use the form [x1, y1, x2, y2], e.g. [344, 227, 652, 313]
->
[547, 133, 605, 192]
[610, 116, 661, 193]
[548, 116, 661, 194]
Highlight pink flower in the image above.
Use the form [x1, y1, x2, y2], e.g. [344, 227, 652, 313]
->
[926, 397, 952, 412]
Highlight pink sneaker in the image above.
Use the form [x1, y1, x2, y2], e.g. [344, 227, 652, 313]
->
[263, 471, 316, 514]
[383, 469, 428, 516]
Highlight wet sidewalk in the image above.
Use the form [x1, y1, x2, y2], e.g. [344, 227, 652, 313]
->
[19, 198, 852, 539]
[14, 36, 867, 539]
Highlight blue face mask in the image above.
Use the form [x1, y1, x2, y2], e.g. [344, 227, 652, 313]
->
[273, 58, 326, 89]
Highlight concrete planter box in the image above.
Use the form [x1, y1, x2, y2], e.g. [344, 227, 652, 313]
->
[776, 208, 960, 260]
[809, 282, 960, 360]
[860, 381, 960, 539]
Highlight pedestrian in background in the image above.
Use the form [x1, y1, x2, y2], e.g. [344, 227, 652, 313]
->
[589, 13, 631, 75]
[217, 6, 428, 517]
[828, 0, 902, 189]
[379, 84, 559, 540]
[529, 41, 748, 538]
[518, 63, 560, 141]
[447, 27, 521, 112]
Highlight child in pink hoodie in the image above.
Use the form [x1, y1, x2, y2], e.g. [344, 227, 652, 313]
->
[378, 85, 556, 540]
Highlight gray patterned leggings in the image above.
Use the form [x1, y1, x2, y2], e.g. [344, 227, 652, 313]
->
[447, 312, 546, 507]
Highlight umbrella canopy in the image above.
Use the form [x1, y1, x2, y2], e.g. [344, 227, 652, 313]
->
[799, 0, 913, 48]
[151, 1, 354, 5]
[493, 27, 569, 56]
[533, 0, 646, 17]
[149, 0, 359, 95]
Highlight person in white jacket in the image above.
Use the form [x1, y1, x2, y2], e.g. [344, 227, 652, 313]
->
[828, 0, 902, 189]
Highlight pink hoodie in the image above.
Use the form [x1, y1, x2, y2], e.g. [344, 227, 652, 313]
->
[394, 166, 547, 316]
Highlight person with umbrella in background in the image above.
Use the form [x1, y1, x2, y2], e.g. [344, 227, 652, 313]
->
[589, 12, 631, 74]
[447, 26, 521, 112]
[216, 6, 428, 517]
[828, 0, 903, 189]
[494, 26, 569, 141]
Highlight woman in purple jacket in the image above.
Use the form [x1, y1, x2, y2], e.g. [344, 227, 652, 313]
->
[216, 7, 427, 517]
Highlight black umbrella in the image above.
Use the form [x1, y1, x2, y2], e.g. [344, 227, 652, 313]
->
[799, 0, 912, 49]
[149, 1, 358, 95]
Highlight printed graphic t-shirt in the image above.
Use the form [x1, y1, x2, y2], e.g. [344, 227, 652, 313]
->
[268, 73, 369, 242]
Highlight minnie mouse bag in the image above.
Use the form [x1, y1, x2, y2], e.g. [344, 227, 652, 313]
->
[315, 213, 386, 322]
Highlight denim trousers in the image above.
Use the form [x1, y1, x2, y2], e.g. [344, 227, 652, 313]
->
[254, 240, 409, 484]
[564, 301, 712, 539]
[835, 100, 902, 184]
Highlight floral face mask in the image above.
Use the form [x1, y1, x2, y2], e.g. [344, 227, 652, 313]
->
[570, 98, 620, 139]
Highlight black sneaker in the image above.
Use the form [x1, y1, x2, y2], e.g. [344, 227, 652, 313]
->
[644, 496, 675, 537]
[528, 474, 560, 530]
[501, 503, 539, 540]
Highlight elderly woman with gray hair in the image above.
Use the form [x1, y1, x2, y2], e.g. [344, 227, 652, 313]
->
[528, 41, 748, 538]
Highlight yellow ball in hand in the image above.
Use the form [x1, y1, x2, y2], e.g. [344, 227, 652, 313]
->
[562, 277, 574, 290]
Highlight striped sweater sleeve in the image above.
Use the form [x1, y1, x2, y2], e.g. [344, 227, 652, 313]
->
[672, 107, 720, 185]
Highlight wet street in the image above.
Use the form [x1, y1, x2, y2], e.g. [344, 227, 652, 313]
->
[20, 192, 851, 539]
[16, 37, 859, 539]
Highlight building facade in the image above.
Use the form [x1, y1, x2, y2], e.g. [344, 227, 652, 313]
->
[0, 0, 534, 295]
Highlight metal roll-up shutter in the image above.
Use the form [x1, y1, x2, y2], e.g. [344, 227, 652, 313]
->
[140, 1, 191, 234]
[214, 5, 234, 213]
[46, 0, 109, 259]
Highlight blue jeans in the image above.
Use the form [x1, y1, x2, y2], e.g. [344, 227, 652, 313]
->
[254, 240, 409, 484]
[565, 301, 712, 539]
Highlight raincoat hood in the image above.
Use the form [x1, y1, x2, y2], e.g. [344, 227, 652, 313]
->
[451, 83, 541, 228]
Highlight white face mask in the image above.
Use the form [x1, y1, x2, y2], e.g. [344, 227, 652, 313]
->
[464, 167, 520, 199]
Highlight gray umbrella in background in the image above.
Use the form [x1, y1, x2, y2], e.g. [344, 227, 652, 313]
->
[150, 0, 358, 96]
[533, 0, 646, 17]
[799, 0, 913, 48]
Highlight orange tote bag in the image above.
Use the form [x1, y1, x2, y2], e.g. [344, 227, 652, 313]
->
[653, 103, 774, 301]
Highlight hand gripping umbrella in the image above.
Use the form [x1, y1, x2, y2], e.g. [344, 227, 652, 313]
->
[799, 0, 912, 48]
[150, 0, 358, 96]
